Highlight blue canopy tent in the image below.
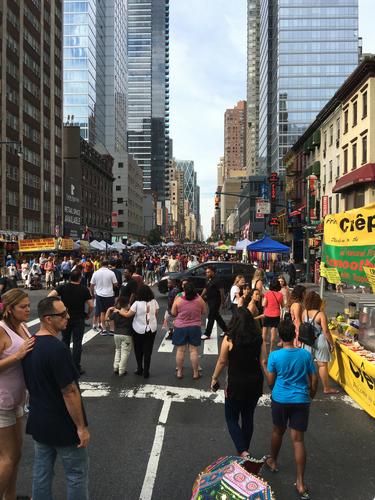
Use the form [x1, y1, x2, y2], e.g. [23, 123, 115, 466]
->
[247, 236, 291, 253]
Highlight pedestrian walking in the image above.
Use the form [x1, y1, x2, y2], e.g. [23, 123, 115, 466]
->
[119, 266, 139, 306]
[61, 256, 72, 283]
[48, 269, 93, 375]
[262, 319, 318, 499]
[21, 259, 30, 288]
[105, 297, 133, 376]
[82, 257, 94, 288]
[301, 291, 338, 395]
[171, 282, 206, 379]
[229, 275, 246, 318]
[278, 275, 291, 318]
[201, 265, 228, 340]
[211, 307, 264, 459]
[288, 285, 306, 345]
[122, 285, 159, 379]
[22, 297, 90, 500]
[262, 279, 284, 352]
[288, 258, 297, 286]
[164, 279, 179, 340]
[0, 289, 34, 500]
[90, 260, 118, 335]
[44, 257, 55, 290]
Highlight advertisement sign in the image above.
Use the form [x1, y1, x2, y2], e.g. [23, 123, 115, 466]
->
[19, 238, 56, 252]
[255, 198, 270, 218]
[259, 183, 269, 199]
[322, 203, 375, 285]
[111, 211, 118, 228]
[156, 201, 162, 226]
[57, 238, 74, 251]
[64, 152, 82, 239]
[329, 336, 375, 418]
[308, 175, 318, 220]
[363, 266, 375, 294]
[321, 195, 329, 218]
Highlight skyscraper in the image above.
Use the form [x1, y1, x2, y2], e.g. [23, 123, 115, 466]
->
[127, 0, 170, 198]
[224, 101, 247, 179]
[1, 1, 63, 236]
[253, 0, 359, 174]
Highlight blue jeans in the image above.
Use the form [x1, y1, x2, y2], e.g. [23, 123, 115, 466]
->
[225, 396, 259, 454]
[33, 441, 89, 500]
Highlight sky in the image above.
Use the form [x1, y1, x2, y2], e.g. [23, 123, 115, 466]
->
[169, 0, 374, 239]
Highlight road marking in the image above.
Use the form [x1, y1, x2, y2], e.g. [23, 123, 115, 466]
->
[80, 382, 110, 398]
[26, 318, 40, 327]
[157, 331, 175, 353]
[81, 328, 98, 345]
[139, 399, 171, 500]
[203, 321, 218, 355]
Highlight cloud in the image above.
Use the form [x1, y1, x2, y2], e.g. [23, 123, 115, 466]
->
[170, 0, 247, 238]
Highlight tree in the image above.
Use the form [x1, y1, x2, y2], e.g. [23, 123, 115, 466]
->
[147, 227, 162, 245]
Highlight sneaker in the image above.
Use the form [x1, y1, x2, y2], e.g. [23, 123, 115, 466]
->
[166, 331, 173, 340]
[100, 330, 109, 336]
[201, 334, 210, 340]
[220, 331, 226, 337]
[93, 325, 99, 332]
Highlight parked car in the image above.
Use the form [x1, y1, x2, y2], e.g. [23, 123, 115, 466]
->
[157, 261, 255, 294]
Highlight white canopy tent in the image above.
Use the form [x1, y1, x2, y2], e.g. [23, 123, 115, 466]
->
[235, 239, 252, 251]
[130, 242, 146, 249]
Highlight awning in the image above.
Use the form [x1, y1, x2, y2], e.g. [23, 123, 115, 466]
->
[333, 163, 375, 193]
[289, 205, 306, 217]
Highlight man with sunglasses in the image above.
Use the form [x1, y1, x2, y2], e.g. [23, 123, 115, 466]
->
[22, 297, 90, 500]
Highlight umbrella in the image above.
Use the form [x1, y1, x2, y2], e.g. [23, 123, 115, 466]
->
[130, 242, 146, 248]
[216, 244, 229, 251]
[191, 456, 273, 500]
[247, 236, 290, 253]
[235, 238, 252, 251]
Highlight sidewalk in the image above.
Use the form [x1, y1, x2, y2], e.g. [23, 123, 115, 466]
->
[303, 282, 365, 317]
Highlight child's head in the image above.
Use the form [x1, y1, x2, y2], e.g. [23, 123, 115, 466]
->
[278, 319, 296, 343]
[116, 296, 129, 309]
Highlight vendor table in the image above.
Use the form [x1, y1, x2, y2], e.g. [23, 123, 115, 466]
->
[329, 333, 375, 418]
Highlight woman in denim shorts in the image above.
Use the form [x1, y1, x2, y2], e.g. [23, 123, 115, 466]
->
[0, 289, 35, 498]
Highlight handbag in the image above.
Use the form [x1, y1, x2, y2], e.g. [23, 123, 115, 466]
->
[299, 310, 319, 346]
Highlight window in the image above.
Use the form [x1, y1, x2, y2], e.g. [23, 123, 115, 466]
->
[343, 148, 348, 174]
[353, 100, 358, 127]
[323, 130, 327, 152]
[118, 222, 124, 228]
[329, 197, 332, 215]
[117, 198, 123, 204]
[118, 209, 124, 215]
[329, 160, 333, 182]
[352, 142, 357, 170]
[336, 117, 340, 142]
[6, 165, 19, 181]
[336, 156, 340, 179]
[6, 191, 19, 206]
[24, 194, 40, 211]
[336, 194, 340, 213]
[362, 136, 367, 164]
[115, 186, 121, 191]
[329, 125, 333, 146]
[344, 110, 348, 134]
[362, 91, 368, 118]
[118, 162, 123, 168]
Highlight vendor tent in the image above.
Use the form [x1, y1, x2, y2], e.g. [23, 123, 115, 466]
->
[217, 244, 229, 251]
[90, 240, 106, 251]
[111, 241, 125, 250]
[166, 241, 175, 247]
[235, 238, 251, 250]
[130, 242, 146, 248]
[247, 236, 290, 253]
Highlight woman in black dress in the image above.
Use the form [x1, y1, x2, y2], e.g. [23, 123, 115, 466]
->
[211, 307, 265, 458]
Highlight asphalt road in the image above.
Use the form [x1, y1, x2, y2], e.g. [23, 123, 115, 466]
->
[15, 287, 375, 500]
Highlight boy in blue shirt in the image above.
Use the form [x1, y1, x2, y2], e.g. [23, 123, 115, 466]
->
[262, 319, 318, 500]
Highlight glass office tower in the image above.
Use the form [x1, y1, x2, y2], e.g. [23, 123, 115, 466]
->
[258, 0, 359, 174]
[63, 0, 105, 145]
[127, 0, 170, 197]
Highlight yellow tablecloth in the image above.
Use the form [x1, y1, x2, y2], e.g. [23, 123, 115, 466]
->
[329, 334, 375, 418]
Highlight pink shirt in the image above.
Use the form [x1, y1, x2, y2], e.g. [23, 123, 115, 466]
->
[264, 291, 283, 317]
[0, 321, 28, 410]
[174, 296, 203, 328]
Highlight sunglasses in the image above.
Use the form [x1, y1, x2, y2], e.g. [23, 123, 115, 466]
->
[44, 310, 68, 318]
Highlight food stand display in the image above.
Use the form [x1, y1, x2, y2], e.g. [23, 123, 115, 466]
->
[18, 238, 74, 253]
[322, 203, 375, 418]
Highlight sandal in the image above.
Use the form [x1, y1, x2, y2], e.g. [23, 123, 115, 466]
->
[176, 369, 183, 379]
[263, 455, 279, 473]
[294, 484, 310, 499]
[192, 373, 201, 380]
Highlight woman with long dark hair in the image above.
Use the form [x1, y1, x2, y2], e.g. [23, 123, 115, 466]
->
[171, 282, 206, 379]
[211, 307, 265, 458]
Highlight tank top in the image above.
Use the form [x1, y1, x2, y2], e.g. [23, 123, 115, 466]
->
[0, 320, 28, 410]
[174, 296, 202, 328]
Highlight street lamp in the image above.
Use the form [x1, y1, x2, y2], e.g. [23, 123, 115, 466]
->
[0, 140, 23, 156]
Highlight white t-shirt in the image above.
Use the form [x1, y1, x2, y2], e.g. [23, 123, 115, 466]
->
[230, 285, 240, 304]
[91, 267, 117, 297]
[130, 299, 159, 334]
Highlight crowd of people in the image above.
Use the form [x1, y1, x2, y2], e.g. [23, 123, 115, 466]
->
[0, 245, 333, 499]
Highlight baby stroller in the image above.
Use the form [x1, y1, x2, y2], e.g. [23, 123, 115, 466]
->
[29, 273, 42, 290]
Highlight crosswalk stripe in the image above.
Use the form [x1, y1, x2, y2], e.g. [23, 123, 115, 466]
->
[203, 321, 218, 355]
[157, 331, 175, 353]
[26, 318, 40, 327]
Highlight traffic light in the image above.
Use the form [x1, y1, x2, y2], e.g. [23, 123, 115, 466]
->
[214, 192, 220, 209]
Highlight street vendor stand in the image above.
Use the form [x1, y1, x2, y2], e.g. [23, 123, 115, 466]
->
[322, 203, 375, 418]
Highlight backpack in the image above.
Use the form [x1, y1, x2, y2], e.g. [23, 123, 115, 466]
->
[299, 311, 319, 346]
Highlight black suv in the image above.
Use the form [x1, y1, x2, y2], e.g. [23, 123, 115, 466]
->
[157, 261, 255, 294]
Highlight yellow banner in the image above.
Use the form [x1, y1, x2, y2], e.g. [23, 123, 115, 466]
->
[323, 202, 375, 247]
[325, 267, 341, 284]
[329, 335, 375, 418]
[19, 238, 56, 252]
[363, 266, 375, 294]
[57, 238, 74, 251]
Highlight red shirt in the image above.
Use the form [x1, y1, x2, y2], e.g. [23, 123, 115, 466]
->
[264, 291, 283, 317]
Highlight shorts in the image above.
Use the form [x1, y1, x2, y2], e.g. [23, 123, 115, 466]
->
[172, 326, 201, 347]
[95, 295, 115, 314]
[263, 316, 280, 328]
[0, 405, 25, 428]
[271, 399, 310, 432]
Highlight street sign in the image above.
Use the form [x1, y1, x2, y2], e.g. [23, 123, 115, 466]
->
[268, 172, 279, 183]
[256, 198, 271, 218]
[268, 217, 279, 226]
[321, 195, 329, 218]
